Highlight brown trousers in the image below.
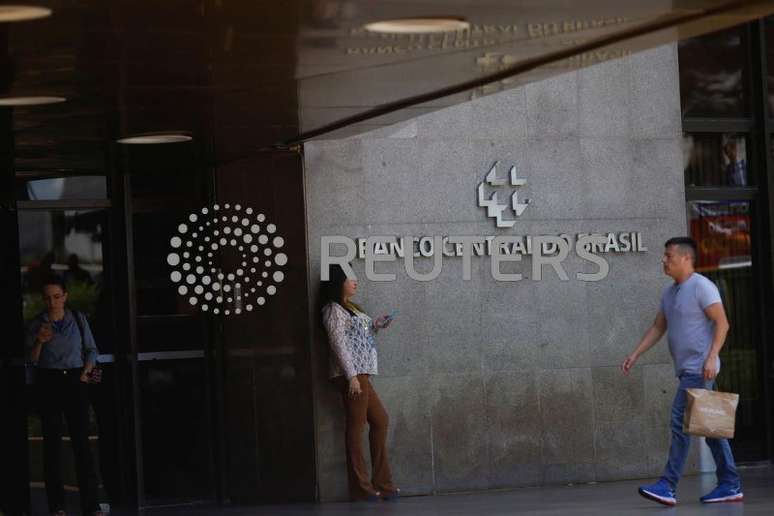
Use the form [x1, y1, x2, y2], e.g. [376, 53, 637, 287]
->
[338, 374, 396, 500]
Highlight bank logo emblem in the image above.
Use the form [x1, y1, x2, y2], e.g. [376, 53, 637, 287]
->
[166, 204, 288, 316]
[477, 161, 530, 228]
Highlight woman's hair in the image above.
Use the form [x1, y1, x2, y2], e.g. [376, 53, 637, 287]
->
[319, 264, 360, 315]
[41, 274, 68, 294]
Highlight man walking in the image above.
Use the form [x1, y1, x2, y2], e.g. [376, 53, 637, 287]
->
[621, 237, 743, 506]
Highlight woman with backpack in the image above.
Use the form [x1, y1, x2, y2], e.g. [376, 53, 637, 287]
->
[26, 274, 104, 516]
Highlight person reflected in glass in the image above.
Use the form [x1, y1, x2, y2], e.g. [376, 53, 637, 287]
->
[26, 275, 105, 516]
[320, 264, 400, 502]
[27, 251, 56, 293]
[64, 254, 93, 286]
[722, 137, 747, 186]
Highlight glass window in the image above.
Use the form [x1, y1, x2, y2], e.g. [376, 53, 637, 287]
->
[688, 200, 764, 459]
[689, 201, 751, 271]
[679, 26, 749, 118]
[18, 209, 110, 340]
[18, 175, 107, 201]
[683, 133, 750, 187]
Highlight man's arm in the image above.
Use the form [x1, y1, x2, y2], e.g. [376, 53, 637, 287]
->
[621, 311, 667, 374]
[702, 302, 730, 380]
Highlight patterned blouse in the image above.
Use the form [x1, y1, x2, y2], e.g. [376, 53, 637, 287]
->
[322, 302, 379, 379]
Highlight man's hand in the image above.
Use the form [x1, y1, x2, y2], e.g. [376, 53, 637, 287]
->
[622, 312, 666, 376]
[348, 376, 362, 398]
[703, 354, 719, 380]
[621, 353, 638, 374]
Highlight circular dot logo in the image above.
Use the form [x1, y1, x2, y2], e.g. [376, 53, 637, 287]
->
[167, 204, 288, 315]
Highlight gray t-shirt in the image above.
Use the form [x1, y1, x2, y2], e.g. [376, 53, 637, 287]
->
[660, 273, 722, 377]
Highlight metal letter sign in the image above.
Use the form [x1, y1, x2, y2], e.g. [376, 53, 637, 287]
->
[477, 161, 530, 227]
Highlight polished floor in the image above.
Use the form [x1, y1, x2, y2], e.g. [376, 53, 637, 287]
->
[141, 466, 774, 516]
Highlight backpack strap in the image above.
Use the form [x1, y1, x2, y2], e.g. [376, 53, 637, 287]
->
[72, 310, 87, 360]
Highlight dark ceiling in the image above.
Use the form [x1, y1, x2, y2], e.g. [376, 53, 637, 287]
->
[2, 0, 774, 178]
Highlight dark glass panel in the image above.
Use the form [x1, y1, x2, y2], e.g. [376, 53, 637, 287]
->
[683, 133, 750, 187]
[136, 315, 205, 353]
[125, 140, 215, 505]
[127, 142, 206, 200]
[138, 358, 213, 503]
[217, 152, 315, 503]
[679, 26, 749, 118]
[132, 211, 202, 317]
[689, 200, 764, 460]
[765, 17, 774, 116]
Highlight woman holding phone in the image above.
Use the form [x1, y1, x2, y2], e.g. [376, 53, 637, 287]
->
[321, 264, 399, 502]
[26, 275, 104, 516]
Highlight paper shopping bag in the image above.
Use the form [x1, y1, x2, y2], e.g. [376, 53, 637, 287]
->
[683, 388, 739, 439]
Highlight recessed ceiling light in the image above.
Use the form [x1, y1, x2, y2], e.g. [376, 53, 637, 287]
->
[364, 18, 470, 34]
[0, 6, 52, 23]
[116, 134, 192, 144]
[0, 96, 66, 106]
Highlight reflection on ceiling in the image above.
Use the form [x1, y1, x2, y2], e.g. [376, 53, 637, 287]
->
[2, 0, 774, 179]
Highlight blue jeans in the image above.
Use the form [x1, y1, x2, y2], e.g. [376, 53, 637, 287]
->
[662, 373, 741, 489]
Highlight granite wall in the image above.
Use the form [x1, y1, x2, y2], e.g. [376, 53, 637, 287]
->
[303, 44, 698, 501]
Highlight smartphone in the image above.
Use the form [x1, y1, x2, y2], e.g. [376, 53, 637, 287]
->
[385, 310, 399, 321]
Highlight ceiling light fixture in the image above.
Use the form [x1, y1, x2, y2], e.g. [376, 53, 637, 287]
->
[0, 96, 66, 106]
[364, 18, 470, 34]
[0, 6, 52, 23]
[116, 133, 192, 144]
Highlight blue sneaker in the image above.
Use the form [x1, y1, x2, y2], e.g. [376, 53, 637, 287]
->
[638, 481, 677, 506]
[700, 484, 744, 503]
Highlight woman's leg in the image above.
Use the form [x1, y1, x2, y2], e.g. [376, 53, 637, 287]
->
[340, 375, 378, 500]
[39, 372, 66, 513]
[62, 375, 99, 514]
[364, 378, 396, 494]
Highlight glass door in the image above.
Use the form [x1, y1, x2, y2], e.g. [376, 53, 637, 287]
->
[122, 139, 218, 509]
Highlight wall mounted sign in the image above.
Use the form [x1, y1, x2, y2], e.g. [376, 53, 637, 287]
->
[353, 232, 647, 258]
[322, 161, 650, 283]
[477, 161, 530, 227]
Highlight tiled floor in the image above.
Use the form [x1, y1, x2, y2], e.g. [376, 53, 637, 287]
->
[141, 465, 774, 516]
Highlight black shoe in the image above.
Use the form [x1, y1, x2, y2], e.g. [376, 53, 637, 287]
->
[352, 492, 381, 502]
